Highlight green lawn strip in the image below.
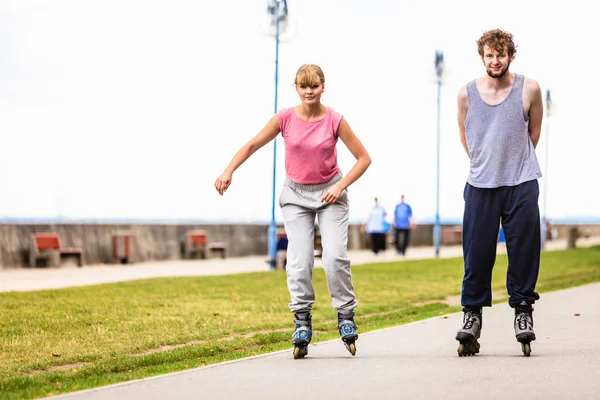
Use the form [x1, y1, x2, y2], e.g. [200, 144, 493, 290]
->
[1, 303, 453, 400]
[1, 246, 598, 399]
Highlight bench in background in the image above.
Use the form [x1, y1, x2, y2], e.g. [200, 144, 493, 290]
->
[29, 232, 84, 267]
[184, 230, 228, 259]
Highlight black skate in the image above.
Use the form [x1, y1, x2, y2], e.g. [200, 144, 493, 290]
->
[455, 307, 482, 357]
[338, 311, 358, 356]
[291, 312, 312, 359]
[514, 301, 535, 357]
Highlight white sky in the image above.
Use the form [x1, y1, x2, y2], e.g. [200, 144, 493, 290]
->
[1, 0, 599, 223]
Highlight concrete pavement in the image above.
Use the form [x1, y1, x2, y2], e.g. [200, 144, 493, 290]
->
[2, 236, 599, 292]
[49, 282, 600, 400]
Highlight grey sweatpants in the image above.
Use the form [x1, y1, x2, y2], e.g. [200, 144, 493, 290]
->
[279, 173, 358, 313]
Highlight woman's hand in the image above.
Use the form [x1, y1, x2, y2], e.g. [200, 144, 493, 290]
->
[322, 183, 343, 204]
[214, 171, 233, 196]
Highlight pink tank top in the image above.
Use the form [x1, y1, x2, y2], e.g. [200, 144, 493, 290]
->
[277, 107, 343, 184]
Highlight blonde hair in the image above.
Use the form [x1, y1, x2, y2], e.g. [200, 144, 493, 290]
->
[294, 64, 325, 86]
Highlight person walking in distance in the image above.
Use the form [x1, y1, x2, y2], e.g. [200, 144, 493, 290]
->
[455, 29, 543, 357]
[364, 197, 389, 255]
[214, 64, 371, 359]
[393, 194, 413, 255]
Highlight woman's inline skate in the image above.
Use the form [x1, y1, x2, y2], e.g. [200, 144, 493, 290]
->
[291, 311, 312, 359]
[338, 311, 358, 356]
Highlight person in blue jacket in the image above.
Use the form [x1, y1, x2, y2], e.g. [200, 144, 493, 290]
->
[393, 194, 413, 255]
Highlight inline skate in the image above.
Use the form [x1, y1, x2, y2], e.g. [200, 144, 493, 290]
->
[514, 301, 535, 357]
[292, 311, 312, 359]
[455, 307, 482, 357]
[338, 311, 358, 356]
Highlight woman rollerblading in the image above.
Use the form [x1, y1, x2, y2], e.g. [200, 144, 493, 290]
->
[455, 308, 482, 357]
[292, 312, 312, 359]
[215, 64, 370, 361]
[514, 301, 535, 356]
[338, 311, 358, 356]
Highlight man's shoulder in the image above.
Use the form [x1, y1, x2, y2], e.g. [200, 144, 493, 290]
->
[522, 76, 541, 92]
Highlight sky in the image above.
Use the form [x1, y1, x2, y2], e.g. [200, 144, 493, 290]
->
[1, 0, 599, 224]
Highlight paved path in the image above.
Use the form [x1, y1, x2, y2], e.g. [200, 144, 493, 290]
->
[2, 237, 598, 292]
[49, 282, 600, 400]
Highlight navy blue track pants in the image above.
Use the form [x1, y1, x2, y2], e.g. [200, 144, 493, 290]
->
[461, 180, 541, 308]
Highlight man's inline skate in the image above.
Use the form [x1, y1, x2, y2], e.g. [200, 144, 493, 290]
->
[338, 311, 358, 356]
[455, 307, 482, 357]
[514, 301, 536, 357]
[291, 312, 312, 359]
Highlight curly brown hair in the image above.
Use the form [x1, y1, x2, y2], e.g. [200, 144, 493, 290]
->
[477, 29, 517, 58]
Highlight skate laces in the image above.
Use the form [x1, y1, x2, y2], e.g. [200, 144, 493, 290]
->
[339, 319, 356, 336]
[516, 313, 532, 330]
[462, 311, 479, 329]
[292, 313, 312, 340]
[338, 312, 357, 336]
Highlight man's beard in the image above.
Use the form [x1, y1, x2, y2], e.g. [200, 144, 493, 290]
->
[486, 62, 510, 78]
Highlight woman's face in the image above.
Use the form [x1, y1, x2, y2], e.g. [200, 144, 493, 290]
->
[295, 77, 324, 105]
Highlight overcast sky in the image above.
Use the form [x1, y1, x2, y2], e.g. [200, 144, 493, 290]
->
[1, 0, 598, 223]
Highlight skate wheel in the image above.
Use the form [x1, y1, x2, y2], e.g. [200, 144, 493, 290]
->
[521, 342, 531, 357]
[348, 342, 356, 356]
[293, 346, 307, 359]
[457, 340, 479, 357]
[457, 343, 465, 357]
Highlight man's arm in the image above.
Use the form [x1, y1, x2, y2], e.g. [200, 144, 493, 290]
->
[525, 78, 543, 148]
[457, 86, 470, 158]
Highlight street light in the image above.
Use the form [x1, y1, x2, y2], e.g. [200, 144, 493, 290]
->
[541, 89, 552, 250]
[266, 0, 288, 270]
[434, 50, 444, 257]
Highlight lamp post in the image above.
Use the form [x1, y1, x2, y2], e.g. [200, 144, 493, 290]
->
[434, 50, 444, 257]
[541, 89, 552, 250]
[266, 0, 288, 270]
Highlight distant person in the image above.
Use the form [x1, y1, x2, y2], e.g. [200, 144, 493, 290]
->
[363, 197, 388, 255]
[545, 219, 557, 241]
[276, 230, 289, 270]
[393, 194, 413, 255]
[214, 64, 371, 359]
[455, 29, 543, 357]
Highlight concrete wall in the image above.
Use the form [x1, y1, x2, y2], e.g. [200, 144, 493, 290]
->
[1, 222, 596, 269]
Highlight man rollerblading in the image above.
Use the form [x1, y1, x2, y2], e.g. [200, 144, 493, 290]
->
[455, 29, 543, 356]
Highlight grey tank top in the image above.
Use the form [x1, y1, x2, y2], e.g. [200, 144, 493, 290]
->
[465, 74, 542, 188]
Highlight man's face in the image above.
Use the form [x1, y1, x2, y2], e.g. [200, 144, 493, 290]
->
[482, 45, 512, 78]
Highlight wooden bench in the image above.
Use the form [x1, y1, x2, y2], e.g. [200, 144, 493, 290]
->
[207, 242, 227, 259]
[29, 232, 84, 267]
[112, 231, 135, 264]
[184, 230, 208, 259]
[184, 230, 228, 259]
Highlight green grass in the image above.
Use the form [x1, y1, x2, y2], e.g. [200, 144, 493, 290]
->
[1, 246, 600, 399]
